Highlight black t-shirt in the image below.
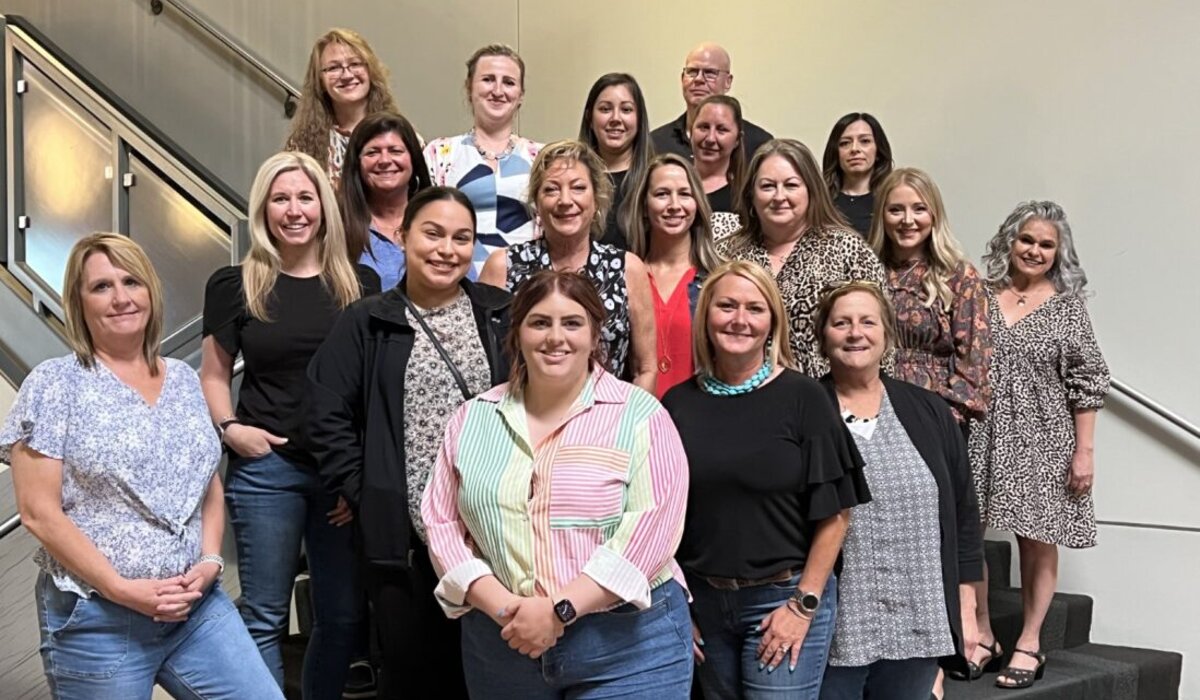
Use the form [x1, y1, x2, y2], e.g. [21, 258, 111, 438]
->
[202, 266, 354, 468]
[662, 370, 871, 580]
[707, 184, 734, 214]
[599, 169, 630, 250]
[834, 191, 875, 238]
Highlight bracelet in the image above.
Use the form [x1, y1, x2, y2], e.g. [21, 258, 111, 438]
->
[216, 417, 240, 438]
[197, 554, 225, 576]
[785, 599, 813, 620]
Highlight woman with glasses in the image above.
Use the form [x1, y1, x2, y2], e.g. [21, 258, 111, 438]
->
[286, 28, 402, 186]
[425, 44, 543, 280]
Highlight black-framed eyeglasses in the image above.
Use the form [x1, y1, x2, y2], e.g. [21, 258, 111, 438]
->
[321, 60, 367, 76]
[682, 66, 726, 83]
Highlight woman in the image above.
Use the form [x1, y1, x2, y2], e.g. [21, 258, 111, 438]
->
[425, 44, 543, 280]
[286, 28, 400, 185]
[341, 110, 433, 291]
[968, 201, 1109, 690]
[309, 186, 510, 699]
[813, 281, 983, 700]
[579, 72, 654, 250]
[200, 151, 377, 698]
[3, 234, 280, 699]
[719, 139, 885, 378]
[626, 153, 724, 398]
[868, 168, 990, 425]
[689, 95, 746, 243]
[662, 261, 871, 700]
[421, 270, 693, 699]
[478, 140, 657, 393]
[821, 113, 894, 237]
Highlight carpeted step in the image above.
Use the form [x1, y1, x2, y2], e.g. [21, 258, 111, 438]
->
[987, 586, 1093, 653]
[945, 646, 1123, 700]
[1075, 643, 1184, 700]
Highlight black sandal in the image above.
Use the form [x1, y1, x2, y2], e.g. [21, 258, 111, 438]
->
[996, 648, 1047, 689]
[950, 639, 1003, 681]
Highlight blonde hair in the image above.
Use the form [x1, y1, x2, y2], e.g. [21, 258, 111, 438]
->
[62, 233, 164, 375]
[526, 140, 613, 241]
[868, 168, 967, 310]
[692, 260, 796, 376]
[815, 280, 898, 358]
[243, 151, 361, 321]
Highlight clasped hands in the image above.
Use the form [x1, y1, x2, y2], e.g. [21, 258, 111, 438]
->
[496, 596, 565, 659]
[115, 559, 221, 623]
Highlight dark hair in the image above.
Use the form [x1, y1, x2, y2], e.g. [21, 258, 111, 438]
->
[401, 186, 478, 234]
[821, 112, 894, 196]
[506, 270, 608, 392]
[339, 111, 432, 261]
[578, 73, 654, 238]
[690, 95, 746, 203]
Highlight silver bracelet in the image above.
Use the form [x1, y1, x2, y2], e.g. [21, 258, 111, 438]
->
[197, 554, 225, 576]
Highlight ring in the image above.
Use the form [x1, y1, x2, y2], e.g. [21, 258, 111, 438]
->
[779, 643, 791, 654]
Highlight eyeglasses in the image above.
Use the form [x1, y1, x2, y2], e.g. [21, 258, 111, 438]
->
[682, 66, 726, 83]
[321, 60, 367, 76]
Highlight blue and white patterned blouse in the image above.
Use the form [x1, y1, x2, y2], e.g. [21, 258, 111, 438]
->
[0, 355, 220, 597]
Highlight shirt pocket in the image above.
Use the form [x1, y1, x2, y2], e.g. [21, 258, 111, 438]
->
[547, 445, 631, 531]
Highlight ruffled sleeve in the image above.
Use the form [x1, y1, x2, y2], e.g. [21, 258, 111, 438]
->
[0, 358, 74, 463]
[1061, 296, 1110, 410]
[201, 266, 246, 359]
[799, 423, 873, 521]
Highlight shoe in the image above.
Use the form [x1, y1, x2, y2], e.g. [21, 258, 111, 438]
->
[343, 660, 377, 699]
[949, 639, 1003, 681]
[996, 648, 1047, 689]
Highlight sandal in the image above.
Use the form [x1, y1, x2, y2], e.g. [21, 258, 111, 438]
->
[996, 648, 1047, 689]
[949, 639, 1003, 681]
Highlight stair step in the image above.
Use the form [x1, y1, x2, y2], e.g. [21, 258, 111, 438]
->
[988, 587, 1093, 652]
[984, 538, 1012, 589]
[1076, 643, 1184, 700]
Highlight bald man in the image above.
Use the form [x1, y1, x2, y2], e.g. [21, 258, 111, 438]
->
[650, 43, 773, 162]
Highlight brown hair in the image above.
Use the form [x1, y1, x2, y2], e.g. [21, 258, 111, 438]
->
[506, 270, 608, 393]
[465, 44, 527, 89]
[730, 138, 850, 248]
[62, 233, 165, 375]
[690, 95, 746, 201]
[815, 280, 898, 358]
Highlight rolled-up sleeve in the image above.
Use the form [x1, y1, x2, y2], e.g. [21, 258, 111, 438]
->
[582, 407, 689, 608]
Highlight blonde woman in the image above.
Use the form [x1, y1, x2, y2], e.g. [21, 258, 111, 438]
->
[867, 168, 990, 426]
[200, 151, 378, 699]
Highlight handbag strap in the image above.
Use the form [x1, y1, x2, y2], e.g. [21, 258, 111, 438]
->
[397, 292, 473, 401]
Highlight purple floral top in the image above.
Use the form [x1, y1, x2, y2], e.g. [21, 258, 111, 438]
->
[0, 356, 220, 596]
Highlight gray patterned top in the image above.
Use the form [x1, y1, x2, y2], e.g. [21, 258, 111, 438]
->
[406, 291, 490, 543]
[0, 356, 220, 597]
[829, 390, 955, 666]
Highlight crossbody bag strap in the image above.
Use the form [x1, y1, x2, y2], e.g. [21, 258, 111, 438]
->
[397, 292, 473, 401]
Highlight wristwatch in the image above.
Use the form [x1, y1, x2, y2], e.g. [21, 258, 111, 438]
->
[553, 598, 578, 626]
[790, 589, 821, 616]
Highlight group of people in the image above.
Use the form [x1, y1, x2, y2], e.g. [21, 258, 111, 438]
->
[1, 27, 1112, 700]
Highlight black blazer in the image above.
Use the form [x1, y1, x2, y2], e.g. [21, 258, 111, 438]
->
[306, 280, 511, 568]
[820, 374, 984, 675]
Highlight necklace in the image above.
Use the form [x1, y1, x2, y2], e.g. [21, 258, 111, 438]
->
[469, 128, 517, 160]
[650, 268, 696, 374]
[701, 360, 773, 396]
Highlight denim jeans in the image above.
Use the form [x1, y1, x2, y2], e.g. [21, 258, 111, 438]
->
[819, 657, 940, 700]
[690, 572, 838, 700]
[35, 572, 282, 699]
[225, 451, 363, 700]
[461, 580, 693, 699]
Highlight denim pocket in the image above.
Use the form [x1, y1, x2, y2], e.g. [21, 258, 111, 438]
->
[46, 594, 131, 679]
[40, 582, 85, 635]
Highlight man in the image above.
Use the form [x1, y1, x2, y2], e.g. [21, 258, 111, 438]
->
[651, 42, 773, 161]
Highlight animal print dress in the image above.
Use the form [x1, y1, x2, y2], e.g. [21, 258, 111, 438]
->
[968, 291, 1109, 548]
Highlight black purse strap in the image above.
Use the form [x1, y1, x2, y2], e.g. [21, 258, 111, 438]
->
[397, 292, 473, 401]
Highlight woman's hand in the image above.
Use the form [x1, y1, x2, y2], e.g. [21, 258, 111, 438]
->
[327, 496, 353, 527]
[182, 560, 222, 598]
[222, 423, 287, 459]
[757, 603, 811, 673]
[1067, 449, 1094, 496]
[692, 620, 707, 664]
[499, 597, 565, 659]
[114, 576, 203, 622]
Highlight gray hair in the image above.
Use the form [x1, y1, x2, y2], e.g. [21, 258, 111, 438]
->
[981, 200, 1090, 296]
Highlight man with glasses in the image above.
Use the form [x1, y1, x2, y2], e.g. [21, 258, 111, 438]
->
[651, 42, 773, 161]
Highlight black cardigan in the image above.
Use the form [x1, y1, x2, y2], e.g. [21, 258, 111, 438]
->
[306, 280, 511, 568]
[819, 375, 984, 675]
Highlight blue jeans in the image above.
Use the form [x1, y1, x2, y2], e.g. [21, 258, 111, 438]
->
[36, 572, 281, 699]
[819, 657, 940, 700]
[690, 572, 838, 700]
[461, 580, 693, 699]
[225, 451, 363, 700]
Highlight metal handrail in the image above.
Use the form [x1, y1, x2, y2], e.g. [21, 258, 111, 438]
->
[1110, 378, 1200, 442]
[149, 0, 300, 117]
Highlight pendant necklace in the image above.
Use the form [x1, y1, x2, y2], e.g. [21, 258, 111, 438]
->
[650, 268, 695, 374]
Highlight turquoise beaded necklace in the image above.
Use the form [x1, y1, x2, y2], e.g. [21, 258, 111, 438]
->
[700, 359, 774, 396]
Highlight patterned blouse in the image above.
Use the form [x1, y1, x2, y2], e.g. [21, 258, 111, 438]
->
[404, 290, 491, 543]
[506, 239, 632, 377]
[424, 133, 543, 280]
[711, 212, 742, 243]
[719, 227, 887, 377]
[886, 259, 992, 423]
[421, 367, 689, 617]
[0, 356, 220, 597]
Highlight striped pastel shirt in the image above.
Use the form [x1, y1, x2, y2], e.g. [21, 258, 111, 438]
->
[421, 367, 689, 618]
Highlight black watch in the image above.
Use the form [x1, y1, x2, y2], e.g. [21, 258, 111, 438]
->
[553, 598, 577, 626]
[791, 589, 821, 615]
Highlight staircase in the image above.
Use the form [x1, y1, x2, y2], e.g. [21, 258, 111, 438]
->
[946, 540, 1182, 699]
